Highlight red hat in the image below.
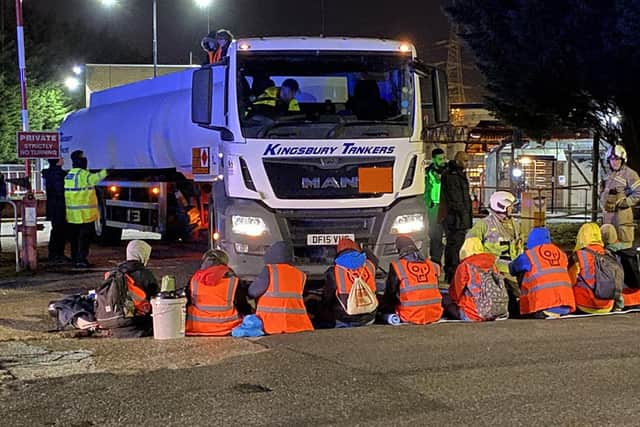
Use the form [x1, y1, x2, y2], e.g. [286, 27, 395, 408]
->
[336, 238, 360, 254]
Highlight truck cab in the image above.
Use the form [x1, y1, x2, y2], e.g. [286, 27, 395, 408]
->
[193, 37, 449, 279]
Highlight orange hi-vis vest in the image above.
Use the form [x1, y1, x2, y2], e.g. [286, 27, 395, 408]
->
[334, 260, 377, 308]
[208, 47, 222, 64]
[622, 287, 640, 308]
[390, 259, 443, 324]
[520, 244, 576, 315]
[186, 265, 242, 336]
[574, 246, 615, 311]
[255, 264, 313, 334]
[102, 271, 150, 316]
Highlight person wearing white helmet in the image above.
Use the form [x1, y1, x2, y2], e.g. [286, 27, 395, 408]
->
[467, 190, 523, 316]
[601, 144, 640, 247]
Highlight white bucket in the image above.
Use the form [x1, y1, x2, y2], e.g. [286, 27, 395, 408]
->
[151, 297, 186, 340]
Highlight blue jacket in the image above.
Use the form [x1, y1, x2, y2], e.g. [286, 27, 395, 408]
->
[509, 227, 551, 277]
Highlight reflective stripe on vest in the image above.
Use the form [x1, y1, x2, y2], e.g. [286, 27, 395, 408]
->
[186, 267, 241, 336]
[521, 281, 573, 297]
[335, 260, 376, 297]
[578, 250, 595, 282]
[255, 264, 313, 334]
[64, 168, 101, 224]
[520, 244, 574, 314]
[186, 314, 240, 323]
[191, 276, 239, 312]
[391, 259, 442, 323]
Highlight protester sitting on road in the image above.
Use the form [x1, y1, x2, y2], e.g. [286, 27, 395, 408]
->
[248, 241, 313, 334]
[467, 191, 523, 317]
[600, 224, 640, 309]
[443, 237, 508, 321]
[185, 249, 243, 336]
[96, 240, 159, 338]
[508, 227, 575, 318]
[323, 238, 378, 327]
[380, 235, 443, 325]
[569, 223, 616, 314]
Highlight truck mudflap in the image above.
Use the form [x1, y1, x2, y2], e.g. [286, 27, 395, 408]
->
[215, 196, 427, 281]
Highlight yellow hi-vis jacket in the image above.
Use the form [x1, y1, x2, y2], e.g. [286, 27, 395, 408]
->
[253, 86, 300, 112]
[64, 168, 107, 224]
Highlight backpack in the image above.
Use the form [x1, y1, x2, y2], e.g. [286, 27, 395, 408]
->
[95, 268, 150, 329]
[468, 265, 509, 320]
[582, 247, 624, 299]
[337, 269, 378, 316]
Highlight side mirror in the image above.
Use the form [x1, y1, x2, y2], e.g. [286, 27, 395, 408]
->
[191, 65, 228, 128]
[432, 68, 449, 124]
[192, 68, 212, 125]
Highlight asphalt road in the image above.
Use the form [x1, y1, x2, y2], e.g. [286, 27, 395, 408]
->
[1, 233, 640, 426]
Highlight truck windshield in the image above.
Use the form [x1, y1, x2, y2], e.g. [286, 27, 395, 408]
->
[237, 51, 414, 139]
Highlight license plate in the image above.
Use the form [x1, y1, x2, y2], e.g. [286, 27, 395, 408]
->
[127, 209, 141, 223]
[307, 233, 355, 246]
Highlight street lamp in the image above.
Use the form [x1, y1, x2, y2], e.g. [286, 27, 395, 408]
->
[194, 0, 213, 33]
[72, 65, 83, 75]
[64, 76, 81, 91]
[97, 0, 158, 77]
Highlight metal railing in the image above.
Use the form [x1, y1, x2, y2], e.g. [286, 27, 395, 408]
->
[0, 198, 21, 272]
[475, 185, 593, 221]
[0, 164, 43, 196]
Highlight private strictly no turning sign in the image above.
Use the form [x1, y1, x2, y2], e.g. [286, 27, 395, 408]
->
[17, 131, 60, 159]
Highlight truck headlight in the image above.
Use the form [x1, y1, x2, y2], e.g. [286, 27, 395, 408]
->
[391, 213, 424, 234]
[231, 215, 267, 237]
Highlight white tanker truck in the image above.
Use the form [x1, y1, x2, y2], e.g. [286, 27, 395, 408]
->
[59, 37, 449, 280]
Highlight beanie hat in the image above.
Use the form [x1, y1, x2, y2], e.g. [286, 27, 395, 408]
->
[337, 238, 360, 254]
[395, 235, 418, 257]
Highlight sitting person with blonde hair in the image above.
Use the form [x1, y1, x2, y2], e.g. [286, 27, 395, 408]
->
[569, 223, 621, 313]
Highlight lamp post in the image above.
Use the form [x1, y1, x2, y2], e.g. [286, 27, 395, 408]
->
[194, 0, 213, 34]
[99, 0, 158, 77]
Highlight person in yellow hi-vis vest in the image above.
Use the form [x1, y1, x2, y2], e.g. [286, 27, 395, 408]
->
[64, 150, 107, 268]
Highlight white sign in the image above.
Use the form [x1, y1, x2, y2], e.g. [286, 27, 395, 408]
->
[25, 207, 36, 226]
[307, 233, 356, 246]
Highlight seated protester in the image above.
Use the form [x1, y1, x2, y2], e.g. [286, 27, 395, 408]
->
[569, 223, 616, 314]
[95, 240, 159, 338]
[186, 249, 242, 336]
[509, 227, 575, 318]
[248, 241, 313, 334]
[381, 236, 443, 325]
[252, 78, 301, 116]
[601, 224, 640, 309]
[323, 238, 378, 327]
[444, 237, 508, 321]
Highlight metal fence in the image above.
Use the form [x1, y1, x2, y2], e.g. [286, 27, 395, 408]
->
[0, 163, 44, 196]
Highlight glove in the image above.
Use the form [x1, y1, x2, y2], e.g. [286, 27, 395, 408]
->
[605, 195, 619, 212]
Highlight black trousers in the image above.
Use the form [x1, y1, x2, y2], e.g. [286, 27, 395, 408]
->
[68, 222, 93, 263]
[48, 220, 68, 259]
[427, 206, 444, 265]
[444, 227, 467, 283]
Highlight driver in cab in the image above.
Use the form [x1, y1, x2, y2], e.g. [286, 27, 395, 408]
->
[252, 78, 301, 115]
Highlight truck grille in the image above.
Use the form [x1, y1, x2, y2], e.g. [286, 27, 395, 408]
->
[277, 209, 383, 265]
[263, 156, 394, 199]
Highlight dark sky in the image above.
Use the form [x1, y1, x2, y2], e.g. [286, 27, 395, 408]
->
[33, 0, 482, 99]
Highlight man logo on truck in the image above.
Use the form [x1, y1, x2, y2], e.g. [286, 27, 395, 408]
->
[301, 176, 358, 189]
